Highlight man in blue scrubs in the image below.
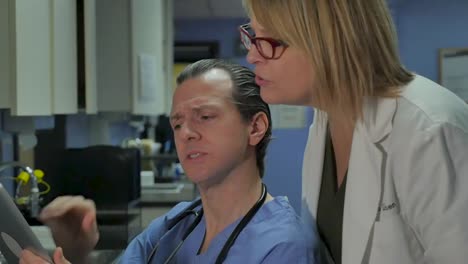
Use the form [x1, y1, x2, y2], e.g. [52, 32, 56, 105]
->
[20, 59, 317, 263]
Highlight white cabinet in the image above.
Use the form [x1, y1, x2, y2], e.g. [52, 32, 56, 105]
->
[49, 0, 98, 114]
[96, 0, 172, 115]
[0, 0, 52, 116]
[0, 0, 97, 116]
[162, 0, 174, 114]
[0, 0, 11, 109]
[51, 0, 77, 114]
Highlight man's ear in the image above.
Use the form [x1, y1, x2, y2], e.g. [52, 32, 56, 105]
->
[248, 112, 269, 146]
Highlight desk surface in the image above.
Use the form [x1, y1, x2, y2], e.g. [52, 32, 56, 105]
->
[140, 181, 197, 205]
[30, 226, 125, 264]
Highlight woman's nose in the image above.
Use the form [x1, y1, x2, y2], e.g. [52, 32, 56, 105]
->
[246, 44, 264, 64]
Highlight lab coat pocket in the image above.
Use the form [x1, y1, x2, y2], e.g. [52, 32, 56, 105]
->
[368, 214, 424, 264]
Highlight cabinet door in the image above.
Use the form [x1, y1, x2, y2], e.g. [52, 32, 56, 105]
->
[95, 0, 169, 115]
[131, 0, 166, 115]
[51, 0, 78, 114]
[9, 0, 53, 116]
[0, 0, 11, 108]
[1, 0, 83, 115]
[96, 0, 132, 113]
[83, 0, 98, 114]
[162, 0, 174, 114]
[52, 0, 97, 115]
[0, 0, 10, 109]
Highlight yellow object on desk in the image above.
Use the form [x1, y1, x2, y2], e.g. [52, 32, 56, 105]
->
[15, 169, 51, 205]
[16, 169, 44, 184]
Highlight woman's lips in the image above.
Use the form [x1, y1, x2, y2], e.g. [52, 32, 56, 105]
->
[255, 75, 270, 87]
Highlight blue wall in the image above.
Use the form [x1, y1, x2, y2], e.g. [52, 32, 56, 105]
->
[396, 0, 468, 82]
[66, 114, 91, 148]
[175, 18, 247, 60]
[263, 120, 312, 212]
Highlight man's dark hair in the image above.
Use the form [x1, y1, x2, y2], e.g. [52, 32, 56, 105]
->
[176, 59, 272, 177]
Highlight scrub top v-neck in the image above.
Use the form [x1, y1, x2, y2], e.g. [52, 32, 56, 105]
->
[316, 128, 347, 264]
[119, 197, 314, 263]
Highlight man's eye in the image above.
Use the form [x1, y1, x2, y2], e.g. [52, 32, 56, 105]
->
[173, 124, 181, 130]
[201, 115, 215, 120]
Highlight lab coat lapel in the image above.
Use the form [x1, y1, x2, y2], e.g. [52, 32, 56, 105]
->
[304, 111, 327, 219]
[304, 111, 328, 219]
[341, 97, 396, 263]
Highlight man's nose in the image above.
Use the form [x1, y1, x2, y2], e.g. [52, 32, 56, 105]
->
[180, 123, 200, 141]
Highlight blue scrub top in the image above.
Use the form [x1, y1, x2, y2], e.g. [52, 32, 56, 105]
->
[119, 196, 318, 263]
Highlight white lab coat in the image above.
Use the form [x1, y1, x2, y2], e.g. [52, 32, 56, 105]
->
[301, 75, 468, 264]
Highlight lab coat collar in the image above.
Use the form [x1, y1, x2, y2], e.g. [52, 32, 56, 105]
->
[341, 96, 397, 263]
[361, 96, 397, 143]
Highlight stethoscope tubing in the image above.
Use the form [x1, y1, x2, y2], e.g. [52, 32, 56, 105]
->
[146, 184, 267, 264]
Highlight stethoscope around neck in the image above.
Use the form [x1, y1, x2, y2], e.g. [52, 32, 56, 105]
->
[146, 183, 267, 264]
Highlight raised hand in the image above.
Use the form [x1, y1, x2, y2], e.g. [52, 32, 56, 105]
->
[39, 196, 99, 262]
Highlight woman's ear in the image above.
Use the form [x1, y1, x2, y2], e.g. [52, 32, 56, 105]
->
[248, 112, 269, 146]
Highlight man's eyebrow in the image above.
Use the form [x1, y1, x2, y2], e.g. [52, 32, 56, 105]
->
[170, 113, 182, 122]
[170, 101, 225, 121]
[193, 104, 220, 111]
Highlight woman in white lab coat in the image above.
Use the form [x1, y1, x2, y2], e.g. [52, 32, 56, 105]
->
[239, 0, 468, 263]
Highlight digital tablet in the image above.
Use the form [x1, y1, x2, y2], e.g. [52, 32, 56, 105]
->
[0, 183, 52, 263]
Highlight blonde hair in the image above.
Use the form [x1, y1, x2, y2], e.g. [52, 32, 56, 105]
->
[243, 0, 414, 122]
